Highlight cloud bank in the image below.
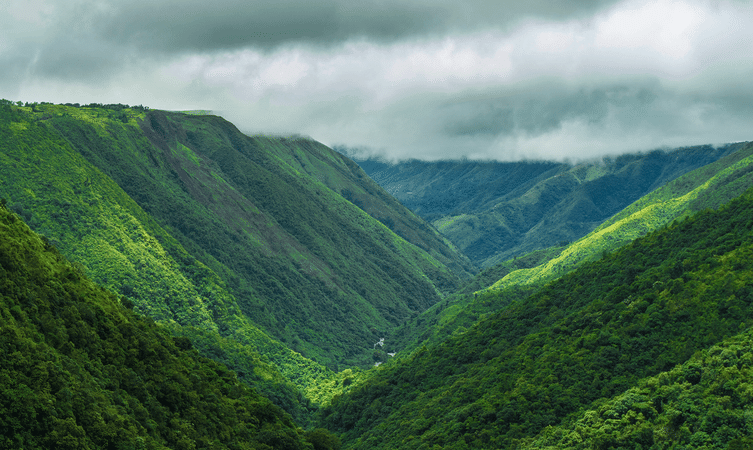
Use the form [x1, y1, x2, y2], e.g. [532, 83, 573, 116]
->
[2, 0, 752, 161]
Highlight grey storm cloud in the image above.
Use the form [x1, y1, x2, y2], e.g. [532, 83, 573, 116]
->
[3, 0, 753, 161]
[439, 83, 659, 138]
[2, 0, 615, 91]
[93, 0, 622, 51]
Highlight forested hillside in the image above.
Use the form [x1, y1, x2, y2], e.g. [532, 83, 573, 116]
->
[6, 99, 753, 449]
[320, 186, 753, 449]
[0, 204, 337, 449]
[523, 327, 753, 449]
[352, 145, 739, 268]
[389, 141, 753, 356]
[0, 101, 469, 378]
[0, 101, 347, 424]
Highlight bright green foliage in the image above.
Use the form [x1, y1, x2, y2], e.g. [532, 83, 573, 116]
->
[456, 246, 566, 297]
[165, 323, 318, 427]
[0, 102, 343, 414]
[389, 143, 753, 359]
[166, 324, 367, 427]
[494, 142, 753, 291]
[0, 206, 336, 449]
[0, 103, 219, 330]
[524, 328, 753, 449]
[355, 147, 740, 268]
[319, 187, 753, 449]
[4, 103, 469, 370]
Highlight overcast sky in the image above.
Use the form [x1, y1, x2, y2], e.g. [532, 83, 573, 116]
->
[2, 0, 753, 161]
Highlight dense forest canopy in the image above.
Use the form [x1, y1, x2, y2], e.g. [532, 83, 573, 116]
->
[3, 99, 753, 449]
[319, 187, 753, 449]
[0, 203, 341, 449]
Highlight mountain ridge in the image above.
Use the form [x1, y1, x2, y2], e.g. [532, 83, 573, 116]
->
[351, 145, 740, 267]
[0, 101, 470, 419]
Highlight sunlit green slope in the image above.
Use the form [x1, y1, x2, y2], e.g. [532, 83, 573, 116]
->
[0, 204, 336, 449]
[354, 146, 739, 268]
[0, 101, 342, 422]
[387, 142, 753, 357]
[320, 186, 753, 449]
[1, 101, 466, 394]
[493, 141, 753, 290]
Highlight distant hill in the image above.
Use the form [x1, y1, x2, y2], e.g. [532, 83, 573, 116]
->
[351, 145, 740, 268]
[389, 141, 753, 357]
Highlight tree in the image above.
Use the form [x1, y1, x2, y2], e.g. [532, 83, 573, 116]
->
[305, 428, 342, 450]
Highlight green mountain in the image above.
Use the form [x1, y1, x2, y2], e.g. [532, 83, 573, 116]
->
[493, 141, 753, 290]
[7, 98, 753, 448]
[0, 100, 470, 420]
[0, 101, 340, 424]
[389, 141, 753, 355]
[351, 145, 740, 268]
[0, 204, 338, 449]
[319, 185, 753, 449]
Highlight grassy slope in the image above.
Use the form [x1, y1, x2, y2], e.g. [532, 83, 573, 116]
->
[0, 103, 347, 419]
[255, 138, 474, 278]
[0, 204, 330, 450]
[320, 187, 753, 449]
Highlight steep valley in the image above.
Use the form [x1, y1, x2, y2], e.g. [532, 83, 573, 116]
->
[3, 99, 753, 449]
[389, 141, 753, 356]
[321, 185, 753, 449]
[0, 102, 471, 372]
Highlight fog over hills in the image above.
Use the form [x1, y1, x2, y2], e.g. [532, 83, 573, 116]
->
[4, 0, 753, 161]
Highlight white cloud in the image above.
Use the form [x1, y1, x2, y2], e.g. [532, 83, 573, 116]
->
[594, 0, 703, 56]
[3, 0, 753, 161]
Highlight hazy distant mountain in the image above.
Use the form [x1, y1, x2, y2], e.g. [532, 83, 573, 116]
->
[351, 145, 740, 267]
